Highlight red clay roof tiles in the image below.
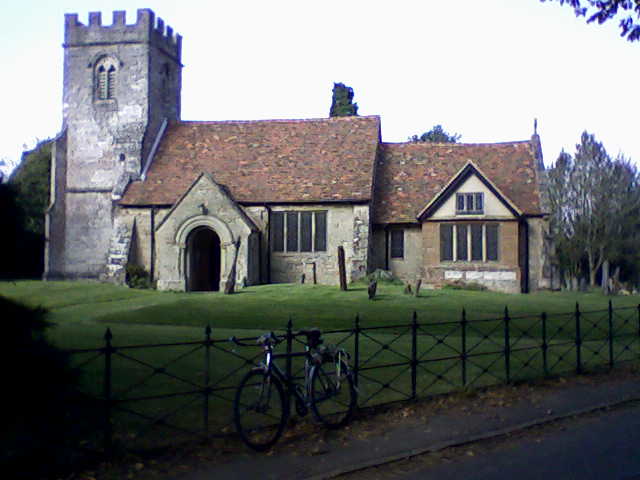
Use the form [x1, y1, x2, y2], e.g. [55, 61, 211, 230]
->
[120, 116, 381, 206]
[373, 141, 544, 224]
[120, 116, 544, 225]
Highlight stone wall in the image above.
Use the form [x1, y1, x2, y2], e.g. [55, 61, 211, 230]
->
[244, 206, 269, 284]
[388, 226, 423, 282]
[422, 220, 521, 293]
[270, 204, 371, 285]
[369, 226, 423, 282]
[44, 131, 68, 279]
[49, 9, 182, 279]
[63, 192, 114, 276]
[154, 174, 257, 291]
[527, 216, 551, 290]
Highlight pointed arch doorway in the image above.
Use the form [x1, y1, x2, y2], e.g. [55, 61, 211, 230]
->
[186, 227, 221, 291]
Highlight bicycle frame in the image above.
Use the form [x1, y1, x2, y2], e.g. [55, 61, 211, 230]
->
[232, 331, 356, 450]
[262, 345, 313, 412]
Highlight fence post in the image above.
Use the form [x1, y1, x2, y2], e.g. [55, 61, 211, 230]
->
[608, 301, 614, 370]
[575, 302, 582, 374]
[411, 311, 418, 400]
[541, 312, 548, 377]
[461, 308, 467, 388]
[286, 317, 293, 381]
[103, 328, 114, 458]
[504, 307, 511, 383]
[203, 325, 212, 436]
[354, 314, 360, 392]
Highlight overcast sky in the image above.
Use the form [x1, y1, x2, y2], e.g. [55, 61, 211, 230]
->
[1, 0, 638, 176]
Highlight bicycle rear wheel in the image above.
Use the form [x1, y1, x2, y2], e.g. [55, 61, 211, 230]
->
[309, 359, 356, 428]
[233, 369, 288, 451]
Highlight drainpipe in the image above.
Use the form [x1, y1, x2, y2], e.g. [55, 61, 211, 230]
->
[521, 219, 530, 293]
[150, 208, 156, 281]
[384, 226, 390, 271]
[266, 206, 271, 284]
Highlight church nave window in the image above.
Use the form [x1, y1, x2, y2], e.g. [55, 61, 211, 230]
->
[95, 57, 118, 100]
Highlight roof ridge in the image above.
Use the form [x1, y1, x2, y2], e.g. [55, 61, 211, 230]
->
[382, 139, 531, 147]
[175, 115, 380, 126]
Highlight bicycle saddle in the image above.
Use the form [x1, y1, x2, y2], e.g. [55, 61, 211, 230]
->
[297, 328, 323, 348]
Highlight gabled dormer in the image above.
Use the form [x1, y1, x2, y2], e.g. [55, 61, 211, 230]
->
[417, 161, 521, 222]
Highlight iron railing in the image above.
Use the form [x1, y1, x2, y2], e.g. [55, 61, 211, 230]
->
[65, 301, 640, 457]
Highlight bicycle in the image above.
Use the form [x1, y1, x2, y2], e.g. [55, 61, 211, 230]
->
[230, 329, 357, 451]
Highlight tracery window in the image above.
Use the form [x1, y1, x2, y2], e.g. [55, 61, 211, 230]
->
[95, 57, 118, 100]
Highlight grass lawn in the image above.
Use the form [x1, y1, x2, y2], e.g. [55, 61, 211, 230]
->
[1, 280, 639, 348]
[2, 280, 639, 450]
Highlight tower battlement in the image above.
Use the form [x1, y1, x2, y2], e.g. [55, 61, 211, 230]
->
[64, 9, 181, 60]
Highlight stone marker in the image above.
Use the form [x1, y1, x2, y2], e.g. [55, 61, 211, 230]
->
[368, 279, 377, 300]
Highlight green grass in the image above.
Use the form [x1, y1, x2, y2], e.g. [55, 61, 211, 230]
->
[2, 280, 639, 348]
[1, 280, 638, 450]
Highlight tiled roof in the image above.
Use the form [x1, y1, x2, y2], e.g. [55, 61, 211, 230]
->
[373, 141, 544, 224]
[120, 116, 380, 205]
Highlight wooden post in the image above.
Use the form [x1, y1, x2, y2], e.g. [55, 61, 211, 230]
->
[414, 279, 422, 297]
[337, 246, 347, 291]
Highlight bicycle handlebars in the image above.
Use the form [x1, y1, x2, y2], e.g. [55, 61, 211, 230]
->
[230, 328, 323, 348]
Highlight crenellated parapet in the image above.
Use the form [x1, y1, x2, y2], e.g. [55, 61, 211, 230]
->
[64, 9, 181, 60]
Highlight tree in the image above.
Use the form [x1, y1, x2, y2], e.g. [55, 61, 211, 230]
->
[540, 0, 640, 41]
[409, 125, 461, 143]
[547, 150, 584, 288]
[10, 139, 52, 235]
[1, 297, 100, 478]
[329, 82, 358, 117]
[0, 139, 52, 278]
[547, 132, 640, 289]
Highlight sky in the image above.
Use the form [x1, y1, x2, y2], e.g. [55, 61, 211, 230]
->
[1, 0, 638, 176]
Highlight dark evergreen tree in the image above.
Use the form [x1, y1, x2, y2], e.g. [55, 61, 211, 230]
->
[409, 125, 461, 143]
[1, 297, 100, 479]
[540, 0, 640, 41]
[2, 139, 53, 277]
[10, 139, 52, 236]
[330, 82, 359, 117]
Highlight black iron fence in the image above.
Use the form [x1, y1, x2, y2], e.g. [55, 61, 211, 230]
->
[66, 301, 640, 456]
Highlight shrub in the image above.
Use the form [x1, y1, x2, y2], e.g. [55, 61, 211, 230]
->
[444, 280, 488, 291]
[125, 263, 152, 289]
[365, 269, 404, 285]
[0, 296, 101, 479]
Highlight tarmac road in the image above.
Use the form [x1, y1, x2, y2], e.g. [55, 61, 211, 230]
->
[342, 400, 640, 480]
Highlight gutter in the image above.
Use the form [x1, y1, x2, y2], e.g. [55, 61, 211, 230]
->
[141, 118, 168, 181]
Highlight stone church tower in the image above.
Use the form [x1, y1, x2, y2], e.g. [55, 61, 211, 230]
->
[45, 10, 182, 279]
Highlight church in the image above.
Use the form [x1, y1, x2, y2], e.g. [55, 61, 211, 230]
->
[45, 9, 551, 294]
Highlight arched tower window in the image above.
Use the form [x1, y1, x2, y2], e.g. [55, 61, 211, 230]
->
[95, 57, 118, 100]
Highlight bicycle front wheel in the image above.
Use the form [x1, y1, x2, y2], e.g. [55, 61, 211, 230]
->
[233, 369, 288, 451]
[309, 359, 356, 428]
